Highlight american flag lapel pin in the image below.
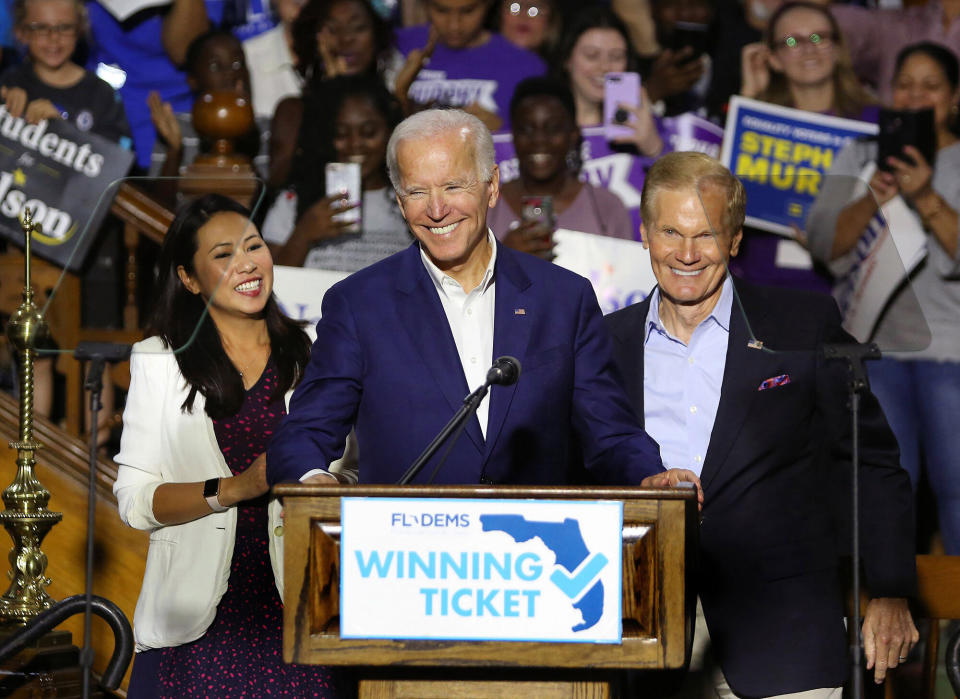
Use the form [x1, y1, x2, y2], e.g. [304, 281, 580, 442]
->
[747, 339, 764, 350]
[514, 308, 526, 315]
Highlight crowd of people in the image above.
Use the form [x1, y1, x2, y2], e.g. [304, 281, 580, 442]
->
[0, 0, 957, 696]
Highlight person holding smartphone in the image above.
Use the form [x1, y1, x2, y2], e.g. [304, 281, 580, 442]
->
[807, 42, 960, 557]
[555, 5, 662, 157]
[640, 0, 713, 117]
[265, 74, 412, 271]
[489, 76, 634, 259]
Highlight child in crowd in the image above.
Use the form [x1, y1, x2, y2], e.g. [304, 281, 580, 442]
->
[0, 0, 130, 143]
[0, 0, 129, 437]
[148, 29, 268, 186]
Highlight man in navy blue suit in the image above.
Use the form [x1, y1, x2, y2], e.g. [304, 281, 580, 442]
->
[606, 152, 917, 697]
[267, 109, 698, 493]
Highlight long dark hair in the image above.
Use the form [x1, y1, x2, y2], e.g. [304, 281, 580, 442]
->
[894, 41, 960, 137]
[554, 5, 638, 83]
[147, 194, 311, 418]
[895, 41, 960, 88]
[290, 73, 403, 220]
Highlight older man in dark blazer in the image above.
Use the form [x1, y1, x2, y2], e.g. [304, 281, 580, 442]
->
[268, 109, 705, 493]
[606, 152, 918, 697]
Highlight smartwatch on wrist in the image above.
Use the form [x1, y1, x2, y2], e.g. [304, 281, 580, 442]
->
[204, 477, 228, 512]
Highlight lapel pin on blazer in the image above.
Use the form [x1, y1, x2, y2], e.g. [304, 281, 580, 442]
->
[747, 339, 764, 350]
[514, 308, 526, 315]
[758, 374, 791, 391]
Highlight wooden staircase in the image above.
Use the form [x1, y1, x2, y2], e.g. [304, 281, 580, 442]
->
[0, 352, 148, 695]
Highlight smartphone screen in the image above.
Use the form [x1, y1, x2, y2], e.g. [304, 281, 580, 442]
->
[670, 21, 709, 65]
[876, 108, 936, 172]
[521, 195, 555, 232]
[325, 162, 362, 233]
[603, 72, 641, 141]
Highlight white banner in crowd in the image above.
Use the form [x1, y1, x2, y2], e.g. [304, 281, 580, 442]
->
[831, 163, 927, 342]
[272, 265, 348, 328]
[339, 497, 623, 643]
[98, 0, 171, 21]
[273, 233, 656, 322]
[553, 229, 656, 313]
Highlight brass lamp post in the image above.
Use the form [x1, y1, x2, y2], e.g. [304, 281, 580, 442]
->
[0, 209, 63, 625]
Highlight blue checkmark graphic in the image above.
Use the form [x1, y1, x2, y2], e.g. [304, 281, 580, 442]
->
[549, 552, 608, 599]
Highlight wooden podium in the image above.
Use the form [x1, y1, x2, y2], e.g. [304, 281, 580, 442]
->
[275, 484, 698, 698]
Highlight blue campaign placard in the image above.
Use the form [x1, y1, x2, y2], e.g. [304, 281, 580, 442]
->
[721, 96, 877, 236]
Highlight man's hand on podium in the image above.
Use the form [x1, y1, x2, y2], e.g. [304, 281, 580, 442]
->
[302, 471, 351, 485]
[641, 469, 704, 509]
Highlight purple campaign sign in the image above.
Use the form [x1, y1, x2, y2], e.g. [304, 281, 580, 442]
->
[494, 114, 723, 236]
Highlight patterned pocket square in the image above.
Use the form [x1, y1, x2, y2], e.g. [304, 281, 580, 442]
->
[758, 374, 791, 391]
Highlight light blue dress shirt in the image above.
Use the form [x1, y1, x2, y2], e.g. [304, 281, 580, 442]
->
[643, 277, 734, 476]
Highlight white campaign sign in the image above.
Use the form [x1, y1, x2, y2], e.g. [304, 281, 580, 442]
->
[552, 229, 656, 314]
[340, 498, 623, 643]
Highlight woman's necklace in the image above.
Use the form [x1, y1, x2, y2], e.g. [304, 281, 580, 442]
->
[236, 358, 253, 379]
[227, 344, 269, 381]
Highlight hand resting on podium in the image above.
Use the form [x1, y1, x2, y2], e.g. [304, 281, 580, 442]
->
[640, 468, 703, 509]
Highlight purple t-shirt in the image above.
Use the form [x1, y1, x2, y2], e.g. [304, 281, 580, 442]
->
[395, 26, 546, 131]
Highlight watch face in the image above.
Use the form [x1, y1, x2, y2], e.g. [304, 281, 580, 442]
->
[203, 478, 219, 498]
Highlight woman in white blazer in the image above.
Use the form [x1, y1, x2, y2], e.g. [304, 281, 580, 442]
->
[115, 194, 346, 698]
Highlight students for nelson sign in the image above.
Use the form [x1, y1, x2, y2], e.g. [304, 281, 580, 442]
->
[0, 106, 134, 271]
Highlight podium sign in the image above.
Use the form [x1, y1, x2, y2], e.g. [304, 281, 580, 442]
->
[340, 497, 623, 643]
[276, 484, 697, 678]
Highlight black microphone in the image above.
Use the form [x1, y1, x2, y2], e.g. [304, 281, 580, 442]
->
[485, 356, 521, 387]
[397, 356, 523, 485]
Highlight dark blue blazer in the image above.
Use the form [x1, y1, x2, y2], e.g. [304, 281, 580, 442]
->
[606, 278, 916, 697]
[267, 242, 663, 486]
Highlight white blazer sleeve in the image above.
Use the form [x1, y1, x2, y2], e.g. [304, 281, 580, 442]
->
[113, 340, 173, 531]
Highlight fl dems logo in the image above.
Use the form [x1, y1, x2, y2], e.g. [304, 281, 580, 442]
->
[481, 514, 608, 632]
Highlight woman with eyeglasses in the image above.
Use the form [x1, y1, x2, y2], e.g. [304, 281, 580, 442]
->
[731, 1, 877, 294]
[0, 0, 130, 141]
[740, 1, 875, 120]
[807, 41, 960, 556]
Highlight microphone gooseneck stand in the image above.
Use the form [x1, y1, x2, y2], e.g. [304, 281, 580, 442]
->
[397, 357, 521, 486]
[821, 341, 882, 699]
[72, 341, 132, 699]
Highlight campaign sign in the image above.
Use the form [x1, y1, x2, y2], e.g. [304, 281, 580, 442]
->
[721, 96, 877, 236]
[0, 107, 135, 271]
[552, 229, 655, 314]
[272, 265, 348, 328]
[340, 498, 623, 643]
